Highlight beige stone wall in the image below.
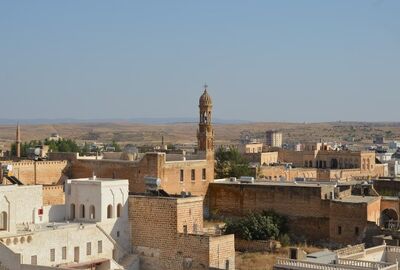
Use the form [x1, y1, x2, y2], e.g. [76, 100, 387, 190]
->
[206, 183, 331, 219]
[328, 200, 371, 245]
[258, 165, 387, 181]
[278, 149, 305, 166]
[129, 195, 234, 270]
[209, 234, 235, 270]
[239, 143, 263, 154]
[161, 159, 214, 196]
[244, 152, 278, 165]
[42, 185, 65, 206]
[277, 149, 377, 173]
[258, 166, 317, 180]
[71, 153, 214, 196]
[207, 183, 382, 245]
[1, 160, 68, 185]
[71, 154, 160, 194]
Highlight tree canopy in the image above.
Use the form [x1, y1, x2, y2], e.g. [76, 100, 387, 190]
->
[215, 146, 253, 178]
[224, 210, 289, 242]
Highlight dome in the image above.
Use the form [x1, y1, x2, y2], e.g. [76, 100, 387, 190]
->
[199, 89, 212, 106]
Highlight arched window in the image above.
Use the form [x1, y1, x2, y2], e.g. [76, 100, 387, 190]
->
[79, 204, 85, 219]
[70, 204, 76, 220]
[117, 204, 122, 218]
[0, 211, 8, 231]
[107, 204, 113, 219]
[89, 205, 95, 220]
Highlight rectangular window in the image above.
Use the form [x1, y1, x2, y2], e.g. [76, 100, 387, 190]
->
[50, 248, 55, 262]
[31, 255, 37, 265]
[180, 169, 184, 182]
[86, 242, 91, 256]
[62, 246, 67, 260]
[202, 168, 206, 180]
[74, 247, 79, 263]
[338, 226, 342, 235]
[98, 240, 103, 254]
[355, 227, 359, 236]
[191, 169, 195, 181]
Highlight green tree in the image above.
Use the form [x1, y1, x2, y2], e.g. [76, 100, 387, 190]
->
[224, 211, 289, 241]
[11, 140, 42, 157]
[111, 140, 122, 152]
[43, 138, 80, 153]
[215, 146, 253, 178]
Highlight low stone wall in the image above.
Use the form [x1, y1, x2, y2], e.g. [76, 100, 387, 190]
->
[234, 239, 281, 252]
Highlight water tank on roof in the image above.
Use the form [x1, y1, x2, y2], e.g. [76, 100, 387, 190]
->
[239, 176, 254, 184]
[144, 176, 161, 191]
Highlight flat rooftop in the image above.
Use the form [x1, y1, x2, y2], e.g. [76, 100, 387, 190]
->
[333, 195, 379, 204]
[0, 222, 97, 239]
[213, 179, 347, 188]
[69, 177, 127, 182]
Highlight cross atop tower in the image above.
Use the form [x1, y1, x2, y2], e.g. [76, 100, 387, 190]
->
[203, 83, 208, 90]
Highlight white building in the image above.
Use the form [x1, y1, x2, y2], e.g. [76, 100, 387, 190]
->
[275, 244, 400, 270]
[388, 160, 400, 178]
[65, 177, 131, 252]
[389, 141, 400, 150]
[0, 178, 137, 270]
[375, 152, 394, 163]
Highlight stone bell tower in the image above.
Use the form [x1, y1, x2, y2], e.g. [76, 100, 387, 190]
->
[197, 85, 214, 160]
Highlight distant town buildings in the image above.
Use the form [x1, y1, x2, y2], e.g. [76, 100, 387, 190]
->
[47, 133, 62, 141]
[265, 130, 282, 148]
[389, 140, 400, 150]
[373, 135, 385, 145]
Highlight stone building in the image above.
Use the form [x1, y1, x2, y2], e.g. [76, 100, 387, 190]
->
[129, 193, 235, 270]
[69, 89, 215, 196]
[239, 142, 263, 154]
[206, 180, 388, 246]
[0, 178, 138, 269]
[250, 141, 388, 181]
[65, 177, 131, 253]
[266, 130, 282, 148]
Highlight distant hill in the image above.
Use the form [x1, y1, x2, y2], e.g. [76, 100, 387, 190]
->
[0, 117, 250, 125]
[1, 121, 400, 150]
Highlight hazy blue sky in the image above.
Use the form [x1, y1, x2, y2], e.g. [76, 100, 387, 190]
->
[0, 1, 399, 122]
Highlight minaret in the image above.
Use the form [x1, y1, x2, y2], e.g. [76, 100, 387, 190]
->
[16, 123, 21, 158]
[197, 84, 214, 159]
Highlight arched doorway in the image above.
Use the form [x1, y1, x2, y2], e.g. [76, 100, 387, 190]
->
[0, 211, 7, 231]
[79, 204, 85, 219]
[381, 209, 399, 229]
[89, 205, 95, 220]
[117, 204, 122, 218]
[70, 204, 76, 220]
[107, 204, 113, 219]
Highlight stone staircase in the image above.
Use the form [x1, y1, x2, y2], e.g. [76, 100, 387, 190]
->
[96, 224, 139, 270]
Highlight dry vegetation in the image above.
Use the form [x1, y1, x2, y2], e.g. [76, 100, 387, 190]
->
[1, 121, 400, 149]
[235, 245, 322, 270]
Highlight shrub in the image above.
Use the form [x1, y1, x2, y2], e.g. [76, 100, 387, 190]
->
[224, 210, 288, 241]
